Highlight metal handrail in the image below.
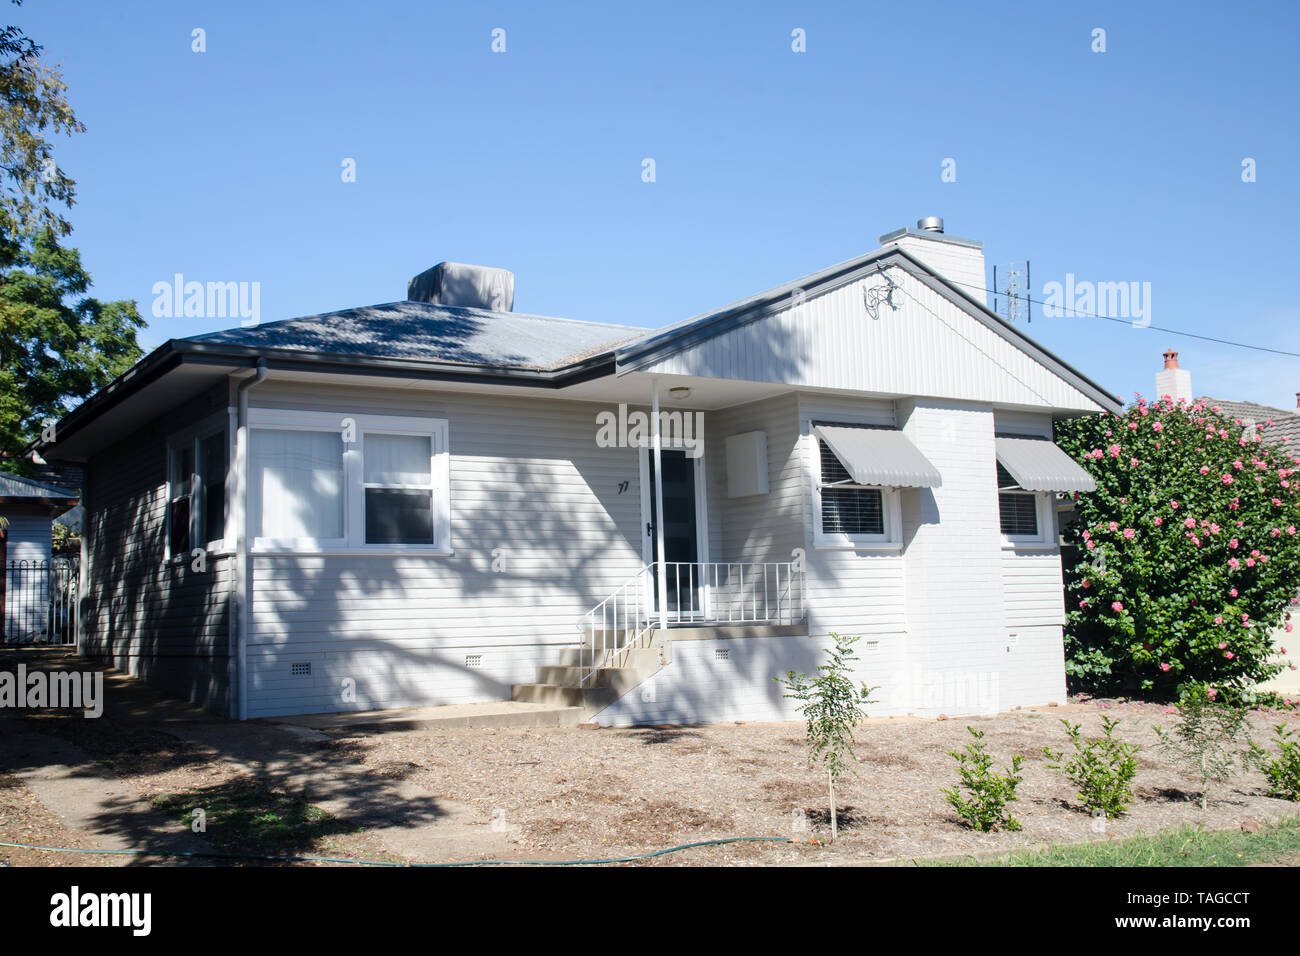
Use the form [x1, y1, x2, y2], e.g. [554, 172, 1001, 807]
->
[576, 561, 805, 687]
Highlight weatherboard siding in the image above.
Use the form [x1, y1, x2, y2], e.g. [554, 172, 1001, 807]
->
[80, 383, 233, 714]
[243, 382, 646, 717]
[641, 270, 1102, 413]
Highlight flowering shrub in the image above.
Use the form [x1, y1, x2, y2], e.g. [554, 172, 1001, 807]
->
[1055, 395, 1300, 699]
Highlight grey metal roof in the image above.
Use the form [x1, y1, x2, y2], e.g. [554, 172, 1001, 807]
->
[1198, 397, 1300, 450]
[183, 301, 646, 371]
[995, 436, 1097, 493]
[0, 471, 78, 498]
[813, 425, 942, 489]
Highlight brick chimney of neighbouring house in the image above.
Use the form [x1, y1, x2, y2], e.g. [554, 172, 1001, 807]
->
[1155, 349, 1193, 403]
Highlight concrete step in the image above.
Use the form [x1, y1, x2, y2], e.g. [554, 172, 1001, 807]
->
[274, 700, 586, 732]
[511, 683, 586, 707]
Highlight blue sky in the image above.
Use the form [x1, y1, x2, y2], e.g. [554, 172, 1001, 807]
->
[15, 0, 1300, 409]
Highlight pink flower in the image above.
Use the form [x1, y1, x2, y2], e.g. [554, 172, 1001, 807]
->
[1123, 528, 1136, 540]
[1230, 588, 1238, 597]
[1154, 516, 1163, 526]
[1228, 558, 1241, 569]
[1199, 466, 1210, 475]
[1160, 663, 1171, 672]
[1081, 578, 1091, 588]
[1170, 500, 1180, 510]
[1221, 474, 1234, 485]
[1153, 421, 1164, 432]
[1208, 688, 1218, 698]
[1226, 651, 1235, 659]
[1184, 517, 1197, 529]
[1086, 541, 1096, 550]
[1111, 601, 1124, 613]
[1215, 619, 1224, 627]
[1109, 444, 1121, 457]
[1230, 538, 1239, 549]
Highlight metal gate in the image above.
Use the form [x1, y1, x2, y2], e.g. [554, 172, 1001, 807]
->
[1, 559, 79, 645]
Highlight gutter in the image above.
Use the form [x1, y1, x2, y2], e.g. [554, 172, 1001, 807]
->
[231, 359, 268, 720]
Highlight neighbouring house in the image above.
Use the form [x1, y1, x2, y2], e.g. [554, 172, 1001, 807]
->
[0, 471, 79, 642]
[1153, 350, 1300, 695]
[32, 218, 1120, 722]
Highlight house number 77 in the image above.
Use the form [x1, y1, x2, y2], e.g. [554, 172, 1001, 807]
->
[616, 481, 629, 494]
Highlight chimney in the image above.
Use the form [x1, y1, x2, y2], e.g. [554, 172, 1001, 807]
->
[1155, 348, 1193, 403]
[1295, 391, 1299, 410]
[408, 262, 515, 311]
[878, 217, 986, 305]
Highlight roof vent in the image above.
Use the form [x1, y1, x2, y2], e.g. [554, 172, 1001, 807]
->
[407, 262, 515, 312]
[917, 216, 944, 234]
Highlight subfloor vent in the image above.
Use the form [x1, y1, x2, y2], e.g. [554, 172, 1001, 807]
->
[291, 662, 311, 676]
[714, 648, 730, 662]
[465, 654, 483, 668]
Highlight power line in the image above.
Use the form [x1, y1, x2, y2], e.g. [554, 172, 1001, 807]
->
[939, 275, 1300, 360]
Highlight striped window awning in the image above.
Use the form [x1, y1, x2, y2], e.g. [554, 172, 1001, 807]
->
[812, 425, 942, 489]
[994, 436, 1096, 493]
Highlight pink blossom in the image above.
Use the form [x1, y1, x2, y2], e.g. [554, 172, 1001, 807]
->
[1229, 558, 1241, 569]
[1086, 541, 1096, 551]
[1123, 528, 1136, 540]
[1199, 466, 1210, 475]
[1160, 663, 1171, 672]
[1229, 538, 1239, 549]
[1221, 474, 1234, 485]
[1153, 421, 1164, 432]
[1109, 521, 1119, 532]
[1226, 651, 1235, 659]
[1230, 588, 1238, 597]
[1154, 516, 1163, 526]
[1170, 500, 1180, 510]
[1184, 517, 1197, 529]
[1208, 688, 1218, 698]
[1215, 620, 1224, 627]
[1111, 601, 1124, 613]
[1109, 444, 1121, 457]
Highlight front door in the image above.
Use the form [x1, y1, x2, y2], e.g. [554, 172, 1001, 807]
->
[644, 449, 702, 616]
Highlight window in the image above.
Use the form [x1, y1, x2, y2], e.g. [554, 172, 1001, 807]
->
[819, 440, 884, 535]
[167, 424, 228, 557]
[997, 464, 1049, 542]
[249, 429, 345, 542]
[246, 409, 449, 552]
[812, 427, 899, 547]
[363, 433, 434, 545]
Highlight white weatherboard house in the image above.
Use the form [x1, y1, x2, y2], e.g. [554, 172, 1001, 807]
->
[35, 219, 1119, 722]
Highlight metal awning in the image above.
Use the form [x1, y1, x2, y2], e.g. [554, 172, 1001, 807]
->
[812, 425, 942, 489]
[995, 436, 1096, 493]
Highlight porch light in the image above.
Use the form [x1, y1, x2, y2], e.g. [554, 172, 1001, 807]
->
[668, 386, 691, 400]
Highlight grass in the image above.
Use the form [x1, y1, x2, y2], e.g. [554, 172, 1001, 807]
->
[918, 816, 1300, 867]
[150, 778, 360, 859]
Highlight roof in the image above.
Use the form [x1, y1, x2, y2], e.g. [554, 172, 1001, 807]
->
[0, 472, 79, 499]
[995, 436, 1097, 493]
[813, 424, 942, 489]
[184, 301, 646, 371]
[1198, 397, 1300, 448]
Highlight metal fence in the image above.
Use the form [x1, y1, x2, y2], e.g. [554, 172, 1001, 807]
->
[2, 558, 79, 645]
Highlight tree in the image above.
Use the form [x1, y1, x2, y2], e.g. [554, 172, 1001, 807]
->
[0, 5, 142, 463]
[774, 633, 877, 840]
[1, 1, 84, 238]
[1054, 395, 1300, 700]
[0, 215, 143, 460]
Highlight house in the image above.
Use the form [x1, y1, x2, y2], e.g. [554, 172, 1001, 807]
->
[1152, 350, 1300, 695]
[0, 471, 79, 642]
[31, 218, 1119, 722]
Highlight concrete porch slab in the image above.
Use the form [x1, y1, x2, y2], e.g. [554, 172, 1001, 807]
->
[270, 700, 585, 733]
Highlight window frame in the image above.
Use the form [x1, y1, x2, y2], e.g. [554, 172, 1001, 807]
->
[810, 427, 902, 550]
[996, 464, 1056, 547]
[165, 413, 231, 561]
[246, 408, 450, 555]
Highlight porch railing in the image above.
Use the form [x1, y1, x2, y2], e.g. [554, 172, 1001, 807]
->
[577, 561, 805, 687]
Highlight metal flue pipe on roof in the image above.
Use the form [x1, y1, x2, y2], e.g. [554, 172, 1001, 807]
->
[917, 216, 944, 233]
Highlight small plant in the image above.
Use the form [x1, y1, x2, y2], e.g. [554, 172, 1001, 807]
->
[774, 632, 877, 840]
[943, 727, 1024, 832]
[1154, 687, 1258, 810]
[1043, 716, 1139, 818]
[1250, 724, 1300, 801]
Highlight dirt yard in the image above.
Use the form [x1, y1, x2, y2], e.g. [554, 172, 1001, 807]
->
[3, 661, 1299, 866]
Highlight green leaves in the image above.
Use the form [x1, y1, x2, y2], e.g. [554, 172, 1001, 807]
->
[775, 633, 877, 783]
[1154, 688, 1258, 810]
[1251, 723, 1300, 801]
[1056, 398, 1300, 699]
[1042, 716, 1139, 818]
[0, 215, 143, 458]
[943, 727, 1024, 832]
